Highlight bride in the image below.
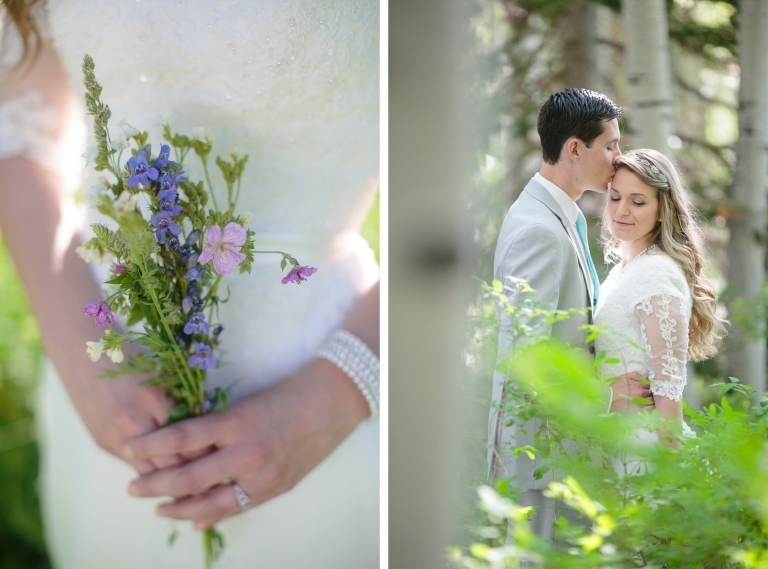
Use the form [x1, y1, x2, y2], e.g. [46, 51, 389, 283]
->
[0, 1, 379, 567]
[593, 149, 724, 451]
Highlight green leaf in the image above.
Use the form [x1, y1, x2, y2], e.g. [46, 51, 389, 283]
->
[532, 465, 551, 480]
[585, 331, 601, 343]
[629, 397, 653, 406]
[495, 479, 510, 495]
[604, 358, 621, 365]
[492, 280, 503, 293]
[168, 528, 179, 546]
[593, 350, 607, 367]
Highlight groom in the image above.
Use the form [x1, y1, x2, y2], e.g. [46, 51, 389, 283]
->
[489, 88, 652, 537]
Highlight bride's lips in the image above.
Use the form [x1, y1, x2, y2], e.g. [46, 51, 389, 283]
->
[614, 220, 633, 227]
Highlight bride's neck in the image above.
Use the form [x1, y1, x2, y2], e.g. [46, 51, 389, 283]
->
[620, 236, 656, 266]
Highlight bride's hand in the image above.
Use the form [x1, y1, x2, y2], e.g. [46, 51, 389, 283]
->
[123, 358, 370, 528]
[610, 371, 654, 413]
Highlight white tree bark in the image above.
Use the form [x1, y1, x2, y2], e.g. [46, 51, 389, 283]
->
[622, 0, 675, 156]
[390, 1, 471, 567]
[558, 0, 600, 91]
[726, 0, 768, 392]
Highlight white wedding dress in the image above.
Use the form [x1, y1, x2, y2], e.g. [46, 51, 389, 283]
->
[0, 1, 379, 567]
[593, 248, 694, 470]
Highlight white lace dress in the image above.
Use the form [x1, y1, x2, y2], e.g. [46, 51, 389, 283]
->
[593, 249, 695, 449]
[0, 2, 379, 568]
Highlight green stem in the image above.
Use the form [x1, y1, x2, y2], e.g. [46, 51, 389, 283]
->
[137, 258, 201, 404]
[201, 157, 220, 212]
[203, 274, 224, 305]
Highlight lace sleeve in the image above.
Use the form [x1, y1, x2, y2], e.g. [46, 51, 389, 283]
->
[635, 294, 689, 402]
[0, 12, 86, 190]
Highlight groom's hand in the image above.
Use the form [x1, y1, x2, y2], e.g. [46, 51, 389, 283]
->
[609, 372, 653, 414]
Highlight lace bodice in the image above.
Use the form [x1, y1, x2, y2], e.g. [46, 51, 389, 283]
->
[594, 250, 692, 404]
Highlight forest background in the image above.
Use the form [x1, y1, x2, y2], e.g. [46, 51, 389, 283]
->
[441, 0, 768, 565]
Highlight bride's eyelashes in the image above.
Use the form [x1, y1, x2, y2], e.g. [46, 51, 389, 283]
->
[609, 195, 646, 206]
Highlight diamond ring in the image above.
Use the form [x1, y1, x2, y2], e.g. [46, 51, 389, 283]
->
[232, 483, 253, 512]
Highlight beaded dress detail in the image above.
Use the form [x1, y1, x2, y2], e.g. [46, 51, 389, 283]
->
[0, 2, 379, 568]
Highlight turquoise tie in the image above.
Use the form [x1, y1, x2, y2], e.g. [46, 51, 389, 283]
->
[575, 211, 600, 310]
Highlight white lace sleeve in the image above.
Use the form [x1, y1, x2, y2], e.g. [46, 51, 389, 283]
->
[635, 294, 689, 402]
[0, 12, 86, 190]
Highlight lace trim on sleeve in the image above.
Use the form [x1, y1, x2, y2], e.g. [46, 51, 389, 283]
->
[636, 294, 688, 403]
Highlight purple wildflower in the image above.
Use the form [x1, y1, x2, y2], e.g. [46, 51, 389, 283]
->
[182, 294, 203, 314]
[198, 223, 247, 275]
[187, 252, 199, 268]
[188, 282, 200, 296]
[115, 265, 128, 275]
[167, 236, 181, 251]
[281, 265, 318, 285]
[212, 324, 224, 341]
[84, 301, 115, 328]
[184, 266, 206, 282]
[186, 229, 201, 245]
[188, 343, 217, 369]
[179, 244, 193, 263]
[158, 188, 182, 217]
[127, 155, 159, 188]
[184, 312, 209, 335]
[201, 398, 214, 413]
[150, 211, 181, 243]
[153, 144, 180, 170]
[168, 169, 187, 184]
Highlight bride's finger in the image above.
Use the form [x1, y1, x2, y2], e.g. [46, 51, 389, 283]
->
[125, 414, 225, 459]
[192, 485, 287, 529]
[128, 449, 233, 498]
[150, 454, 187, 469]
[156, 485, 234, 521]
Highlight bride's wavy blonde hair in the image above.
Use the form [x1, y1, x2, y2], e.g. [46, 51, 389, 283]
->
[599, 148, 726, 361]
[1, 0, 45, 70]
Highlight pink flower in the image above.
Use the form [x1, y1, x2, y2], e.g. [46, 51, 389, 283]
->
[281, 265, 318, 285]
[115, 265, 128, 274]
[84, 301, 115, 328]
[198, 223, 247, 275]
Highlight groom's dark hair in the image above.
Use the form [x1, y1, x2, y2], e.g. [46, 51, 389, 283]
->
[537, 88, 623, 165]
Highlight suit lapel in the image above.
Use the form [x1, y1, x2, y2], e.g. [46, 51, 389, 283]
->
[523, 180, 594, 314]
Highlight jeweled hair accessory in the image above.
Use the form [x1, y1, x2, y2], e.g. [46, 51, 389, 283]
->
[636, 157, 668, 184]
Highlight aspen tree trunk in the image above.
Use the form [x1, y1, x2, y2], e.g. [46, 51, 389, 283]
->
[558, 0, 600, 91]
[622, 0, 674, 156]
[726, 0, 768, 392]
[390, 1, 471, 567]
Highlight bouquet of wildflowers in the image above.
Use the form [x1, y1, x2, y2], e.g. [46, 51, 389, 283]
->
[77, 55, 316, 567]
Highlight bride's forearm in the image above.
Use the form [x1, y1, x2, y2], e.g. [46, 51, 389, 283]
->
[0, 160, 102, 379]
[653, 393, 683, 449]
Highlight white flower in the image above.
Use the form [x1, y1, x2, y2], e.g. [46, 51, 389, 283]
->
[192, 126, 216, 144]
[110, 133, 130, 151]
[86, 341, 104, 362]
[241, 211, 253, 225]
[118, 118, 141, 138]
[114, 191, 141, 214]
[106, 344, 124, 364]
[83, 145, 98, 167]
[76, 244, 109, 265]
[85, 177, 110, 205]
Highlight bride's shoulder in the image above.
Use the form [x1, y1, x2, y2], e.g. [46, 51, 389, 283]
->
[623, 249, 690, 304]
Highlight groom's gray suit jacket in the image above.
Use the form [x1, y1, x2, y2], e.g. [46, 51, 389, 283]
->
[489, 177, 611, 490]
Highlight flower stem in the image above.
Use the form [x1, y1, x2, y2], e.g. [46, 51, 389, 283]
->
[137, 257, 202, 405]
[201, 157, 220, 212]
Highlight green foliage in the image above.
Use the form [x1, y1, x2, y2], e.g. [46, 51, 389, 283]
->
[0, 233, 50, 568]
[454, 279, 768, 568]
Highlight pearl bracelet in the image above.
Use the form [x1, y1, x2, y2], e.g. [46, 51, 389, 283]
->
[317, 329, 380, 420]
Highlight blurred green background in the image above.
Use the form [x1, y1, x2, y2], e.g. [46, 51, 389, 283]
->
[0, 192, 379, 568]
